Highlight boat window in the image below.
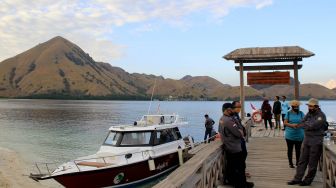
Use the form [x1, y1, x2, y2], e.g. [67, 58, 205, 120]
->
[155, 128, 178, 145]
[104, 131, 122, 146]
[120, 132, 152, 146]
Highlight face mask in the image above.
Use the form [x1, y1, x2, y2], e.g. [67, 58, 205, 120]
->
[308, 109, 317, 114]
[227, 110, 235, 116]
[292, 106, 299, 112]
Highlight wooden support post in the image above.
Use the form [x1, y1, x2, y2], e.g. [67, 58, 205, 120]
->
[239, 62, 245, 119]
[293, 61, 299, 100]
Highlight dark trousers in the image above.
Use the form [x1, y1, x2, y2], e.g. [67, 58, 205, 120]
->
[242, 140, 248, 166]
[286, 139, 302, 165]
[274, 114, 281, 129]
[263, 118, 272, 129]
[225, 151, 247, 188]
[294, 144, 322, 183]
[204, 129, 212, 143]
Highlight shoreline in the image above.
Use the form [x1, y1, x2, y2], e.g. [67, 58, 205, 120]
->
[0, 147, 58, 188]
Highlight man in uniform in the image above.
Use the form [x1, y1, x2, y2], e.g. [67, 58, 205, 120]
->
[288, 98, 326, 186]
[219, 103, 254, 188]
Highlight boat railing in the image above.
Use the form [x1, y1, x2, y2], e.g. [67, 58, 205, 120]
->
[31, 149, 159, 177]
[30, 162, 59, 180]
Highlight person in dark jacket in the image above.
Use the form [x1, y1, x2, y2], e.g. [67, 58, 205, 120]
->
[204, 114, 215, 143]
[231, 101, 247, 160]
[261, 99, 273, 130]
[232, 101, 251, 178]
[219, 103, 254, 188]
[288, 98, 326, 186]
[273, 96, 282, 130]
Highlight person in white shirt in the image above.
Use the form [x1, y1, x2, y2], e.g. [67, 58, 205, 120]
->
[281, 96, 290, 130]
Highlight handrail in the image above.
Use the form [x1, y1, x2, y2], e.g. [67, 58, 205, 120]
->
[154, 117, 253, 188]
[153, 141, 223, 188]
[323, 136, 336, 188]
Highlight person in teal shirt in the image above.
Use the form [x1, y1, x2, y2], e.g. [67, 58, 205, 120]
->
[284, 100, 305, 168]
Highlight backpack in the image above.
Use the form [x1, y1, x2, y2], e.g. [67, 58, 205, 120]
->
[324, 121, 329, 131]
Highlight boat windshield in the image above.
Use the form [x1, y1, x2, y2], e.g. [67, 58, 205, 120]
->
[103, 131, 153, 146]
[120, 132, 152, 146]
[104, 131, 122, 146]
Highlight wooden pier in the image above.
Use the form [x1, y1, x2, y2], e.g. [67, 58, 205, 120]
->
[154, 123, 327, 188]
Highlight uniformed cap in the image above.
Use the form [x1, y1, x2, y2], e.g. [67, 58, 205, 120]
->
[306, 98, 319, 106]
[222, 103, 233, 112]
[290, 100, 301, 106]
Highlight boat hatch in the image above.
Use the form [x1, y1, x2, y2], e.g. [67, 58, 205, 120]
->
[138, 115, 177, 125]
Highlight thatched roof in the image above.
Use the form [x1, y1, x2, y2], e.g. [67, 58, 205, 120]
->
[224, 46, 314, 62]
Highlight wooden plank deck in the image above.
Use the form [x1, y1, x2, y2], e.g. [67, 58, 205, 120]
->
[219, 127, 323, 188]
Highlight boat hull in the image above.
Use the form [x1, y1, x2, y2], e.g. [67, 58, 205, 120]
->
[52, 152, 179, 188]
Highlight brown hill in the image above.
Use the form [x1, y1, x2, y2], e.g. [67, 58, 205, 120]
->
[0, 36, 139, 97]
[260, 84, 336, 99]
[0, 36, 334, 100]
[333, 88, 336, 93]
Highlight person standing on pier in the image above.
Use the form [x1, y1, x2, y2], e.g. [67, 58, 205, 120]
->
[281, 96, 290, 130]
[283, 100, 305, 168]
[219, 103, 254, 188]
[273, 96, 282, 130]
[288, 98, 326, 186]
[231, 101, 248, 162]
[261, 99, 273, 130]
[204, 114, 215, 143]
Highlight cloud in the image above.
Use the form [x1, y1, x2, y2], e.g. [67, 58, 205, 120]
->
[0, 0, 273, 62]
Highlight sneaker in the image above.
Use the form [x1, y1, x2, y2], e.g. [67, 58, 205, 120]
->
[289, 164, 295, 168]
[246, 181, 254, 188]
[299, 181, 311, 186]
[287, 180, 302, 185]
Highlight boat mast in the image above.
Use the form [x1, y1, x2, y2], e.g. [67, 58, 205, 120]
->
[147, 79, 156, 114]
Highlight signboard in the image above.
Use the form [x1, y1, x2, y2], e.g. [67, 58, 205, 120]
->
[247, 72, 290, 85]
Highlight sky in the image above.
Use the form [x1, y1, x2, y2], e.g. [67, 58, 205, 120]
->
[0, 0, 335, 88]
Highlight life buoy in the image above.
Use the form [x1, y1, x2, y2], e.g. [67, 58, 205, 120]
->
[252, 110, 262, 123]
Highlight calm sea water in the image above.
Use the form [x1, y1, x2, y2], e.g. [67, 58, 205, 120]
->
[0, 99, 335, 184]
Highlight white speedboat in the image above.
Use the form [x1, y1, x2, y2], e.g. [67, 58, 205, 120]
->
[30, 114, 193, 188]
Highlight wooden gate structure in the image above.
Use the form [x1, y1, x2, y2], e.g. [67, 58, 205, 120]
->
[223, 46, 314, 118]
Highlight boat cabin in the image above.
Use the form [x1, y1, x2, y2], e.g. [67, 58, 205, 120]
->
[103, 115, 186, 147]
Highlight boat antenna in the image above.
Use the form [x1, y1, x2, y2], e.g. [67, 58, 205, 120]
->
[147, 79, 157, 114]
